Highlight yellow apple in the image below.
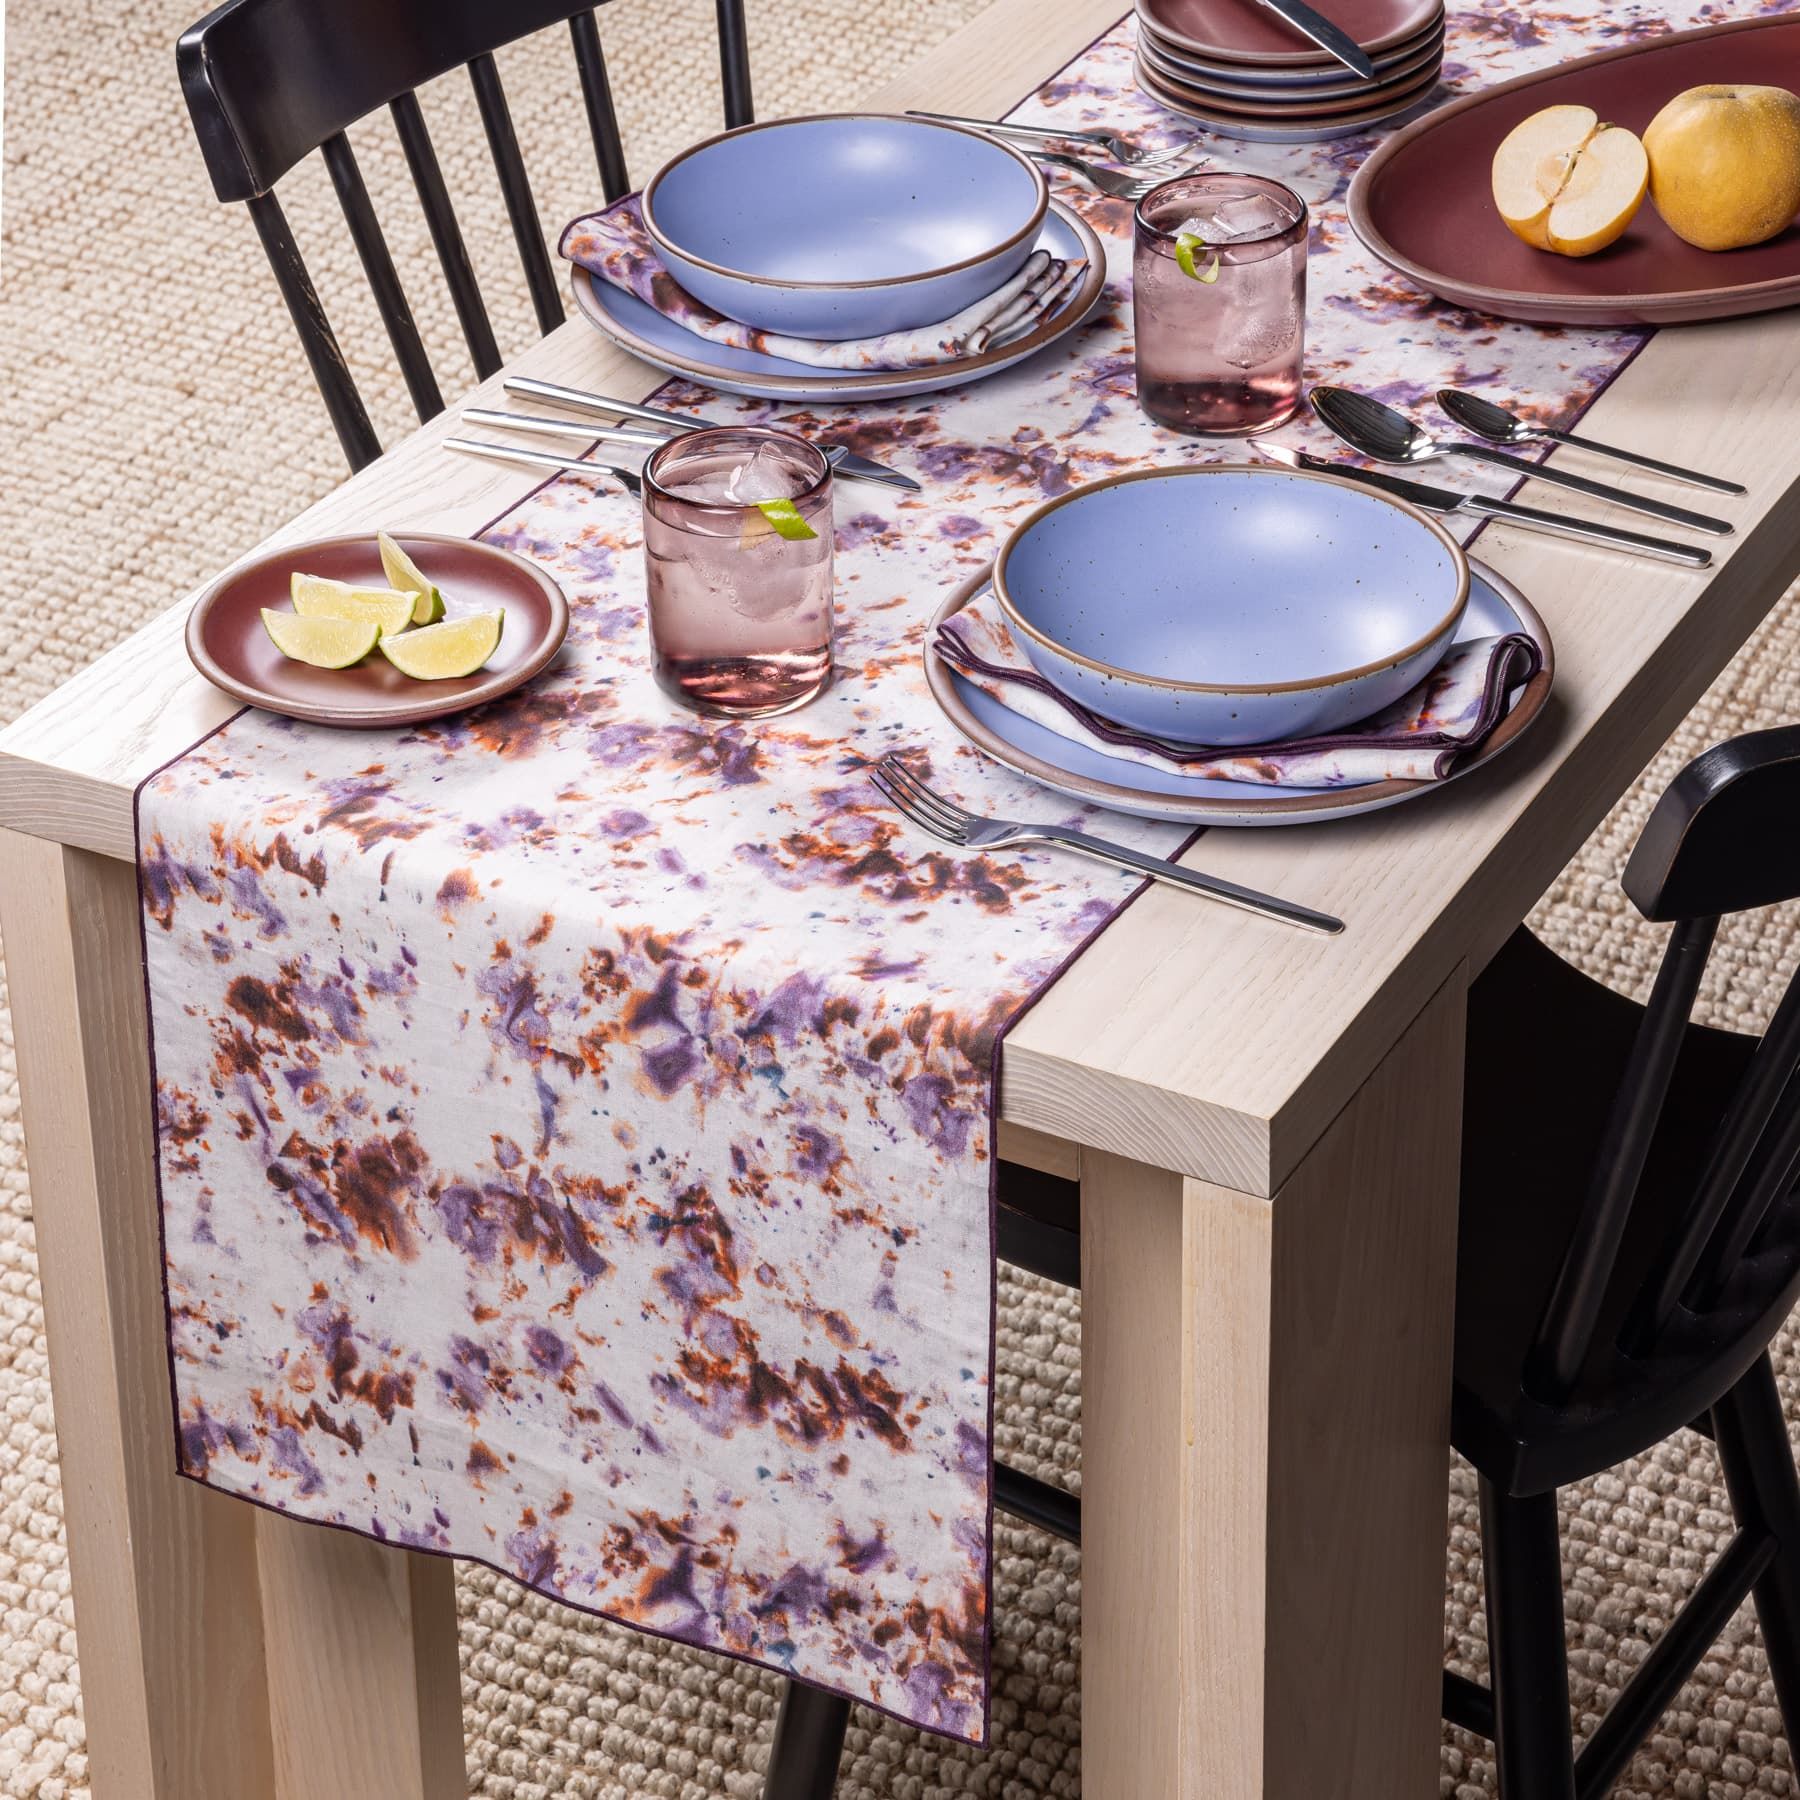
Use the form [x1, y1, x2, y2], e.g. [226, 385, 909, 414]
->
[1492, 104, 1648, 257]
[1644, 84, 1800, 251]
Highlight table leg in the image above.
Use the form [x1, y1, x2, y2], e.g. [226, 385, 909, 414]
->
[1081, 969, 1466, 1799]
[0, 833, 464, 1799]
[257, 1513, 465, 1800]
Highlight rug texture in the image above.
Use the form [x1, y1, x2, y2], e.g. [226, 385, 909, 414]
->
[2, 0, 1799, 1795]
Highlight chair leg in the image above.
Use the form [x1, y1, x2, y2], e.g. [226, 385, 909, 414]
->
[1479, 1477, 1578, 1800]
[1712, 1350, 1800, 1734]
[762, 1679, 850, 1800]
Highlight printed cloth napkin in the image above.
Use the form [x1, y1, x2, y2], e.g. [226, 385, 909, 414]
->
[934, 583, 1543, 788]
[559, 197, 1085, 370]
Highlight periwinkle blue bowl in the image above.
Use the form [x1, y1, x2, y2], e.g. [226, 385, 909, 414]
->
[641, 114, 1049, 340]
[992, 464, 1470, 746]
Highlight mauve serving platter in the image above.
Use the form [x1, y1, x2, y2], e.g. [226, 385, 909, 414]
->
[1347, 15, 1800, 327]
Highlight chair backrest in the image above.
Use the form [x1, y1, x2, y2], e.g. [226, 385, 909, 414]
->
[178, 0, 754, 469]
[1524, 724, 1800, 1400]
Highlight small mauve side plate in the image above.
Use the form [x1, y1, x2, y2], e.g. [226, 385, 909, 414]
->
[1136, 54, 1442, 141]
[1138, 45, 1442, 119]
[1140, 23, 1443, 101]
[1348, 15, 1800, 327]
[186, 532, 569, 728]
[1138, 12, 1441, 85]
[1136, 0, 1439, 66]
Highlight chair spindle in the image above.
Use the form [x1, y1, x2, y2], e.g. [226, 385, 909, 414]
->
[1692, 1059, 1800, 1301]
[467, 52, 564, 336]
[320, 130, 445, 425]
[389, 90, 504, 380]
[716, 0, 755, 126]
[244, 188, 381, 470]
[1625, 968, 1800, 1346]
[1525, 913, 1719, 1399]
[569, 11, 630, 203]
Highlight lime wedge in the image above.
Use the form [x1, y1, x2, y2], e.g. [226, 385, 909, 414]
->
[1176, 234, 1220, 284]
[261, 608, 381, 668]
[380, 610, 504, 680]
[377, 531, 446, 624]
[290, 574, 416, 638]
[753, 498, 818, 541]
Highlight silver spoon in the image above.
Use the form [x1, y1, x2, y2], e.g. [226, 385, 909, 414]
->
[1437, 389, 1746, 497]
[1310, 387, 1734, 537]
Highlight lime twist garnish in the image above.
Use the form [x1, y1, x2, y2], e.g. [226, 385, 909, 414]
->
[755, 498, 819, 541]
[1175, 233, 1221, 284]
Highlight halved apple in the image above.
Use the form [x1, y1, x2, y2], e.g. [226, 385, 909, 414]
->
[1492, 104, 1648, 257]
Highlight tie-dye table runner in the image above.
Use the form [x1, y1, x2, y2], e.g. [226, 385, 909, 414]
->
[140, 0, 1746, 1742]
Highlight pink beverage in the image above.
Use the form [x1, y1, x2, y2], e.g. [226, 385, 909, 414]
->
[1133, 172, 1309, 437]
[642, 427, 835, 717]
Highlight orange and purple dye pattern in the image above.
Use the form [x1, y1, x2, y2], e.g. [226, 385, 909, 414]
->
[139, 0, 1754, 1740]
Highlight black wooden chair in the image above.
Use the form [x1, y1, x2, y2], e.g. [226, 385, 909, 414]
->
[1442, 723, 1800, 1797]
[177, 0, 753, 471]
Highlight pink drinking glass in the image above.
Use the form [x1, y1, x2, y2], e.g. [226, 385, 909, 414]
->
[641, 426, 836, 717]
[1133, 170, 1309, 437]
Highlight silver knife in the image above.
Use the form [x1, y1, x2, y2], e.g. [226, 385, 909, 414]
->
[1249, 0, 1379, 81]
[1251, 442, 1713, 568]
[502, 375, 922, 494]
[445, 436, 643, 495]
[468, 407, 877, 490]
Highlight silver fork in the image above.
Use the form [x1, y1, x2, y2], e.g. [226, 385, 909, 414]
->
[869, 754, 1344, 935]
[1026, 148, 1207, 200]
[905, 108, 1200, 170]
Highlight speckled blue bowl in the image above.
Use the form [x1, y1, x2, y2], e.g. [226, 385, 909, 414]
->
[992, 463, 1469, 745]
[641, 114, 1049, 340]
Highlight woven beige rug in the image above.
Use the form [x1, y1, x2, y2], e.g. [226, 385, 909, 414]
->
[3, 0, 1799, 1795]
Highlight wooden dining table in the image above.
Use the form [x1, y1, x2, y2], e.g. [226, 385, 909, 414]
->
[4, 0, 1800, 1794]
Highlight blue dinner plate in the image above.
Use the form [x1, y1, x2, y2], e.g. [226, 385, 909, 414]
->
[924, 556, 1554, 826]
[569, 200, 1107, 404]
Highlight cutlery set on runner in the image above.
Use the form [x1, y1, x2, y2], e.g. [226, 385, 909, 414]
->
[182, 0, 1797, 931]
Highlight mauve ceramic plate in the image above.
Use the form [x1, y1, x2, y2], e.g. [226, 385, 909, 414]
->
[571, 199, 1107, 403]
[925, 558, 1553, 827]
[1137, 12, 1442, 86]
[1138, 22, 1443, 101]
[1136, 0, 1440, 67]
[186, 533, 569, 728]
[1137, 43, 1442, 119]
[1135, 54, 1444, 141]
[1348, 15, 1800, 326]
[642, 114, 1047, 339]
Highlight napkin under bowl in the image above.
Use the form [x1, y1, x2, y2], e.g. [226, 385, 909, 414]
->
[935, 581, 1542, 789]
[561, 199, 1085, 372]
[991, 462, 1471, 745]
[641, 113, 1049, 339]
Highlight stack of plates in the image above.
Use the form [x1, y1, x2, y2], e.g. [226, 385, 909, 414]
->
[1133, 0, 1446, 142]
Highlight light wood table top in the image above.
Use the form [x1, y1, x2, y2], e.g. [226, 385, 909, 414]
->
[5, 0, 1799, 1199]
